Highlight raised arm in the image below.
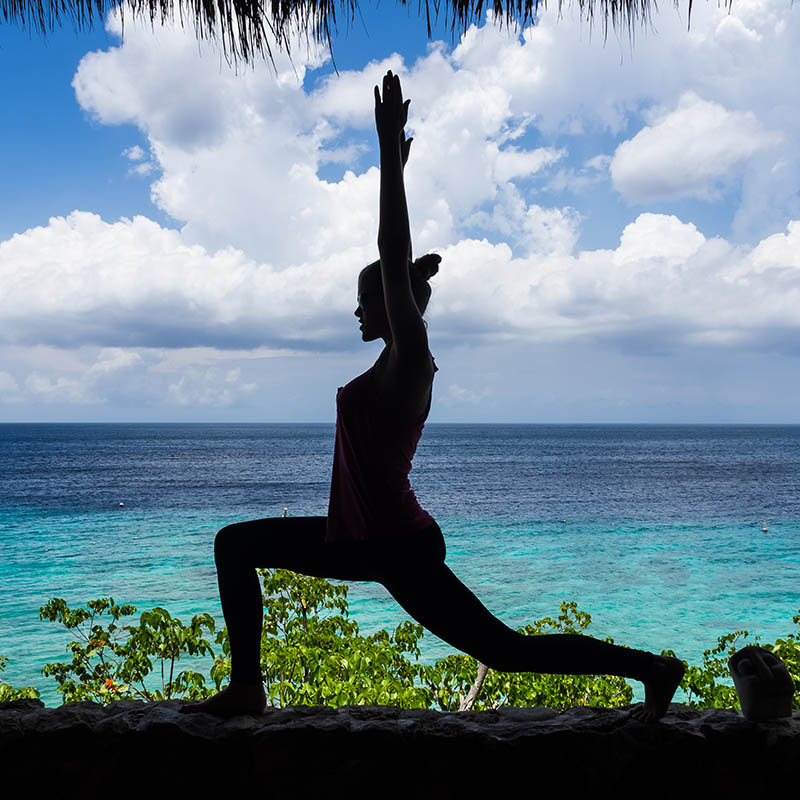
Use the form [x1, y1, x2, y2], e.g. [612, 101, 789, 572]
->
[374, 71, 430, 368]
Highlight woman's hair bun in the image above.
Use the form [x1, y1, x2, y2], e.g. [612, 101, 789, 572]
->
[411, 253, 441, 281]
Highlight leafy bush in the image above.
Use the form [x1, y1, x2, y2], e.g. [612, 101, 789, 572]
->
[0, 655, 40, 702]
[762, 611, 800, 709]
[663, 630, 754, 709]
[2, 571, 796, 712]
[249, 569, 432, 707]
[662, 613, 800, 711]
[421, 602, 633, 711]
[38, 597, 216, 703]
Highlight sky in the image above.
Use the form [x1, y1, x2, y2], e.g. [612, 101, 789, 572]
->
[1, 0, 799, 423]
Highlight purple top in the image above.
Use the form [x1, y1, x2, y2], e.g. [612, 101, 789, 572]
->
[325, 359, 436, 542]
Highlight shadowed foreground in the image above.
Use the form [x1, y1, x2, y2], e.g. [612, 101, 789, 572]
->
[2, 699, 798, 793]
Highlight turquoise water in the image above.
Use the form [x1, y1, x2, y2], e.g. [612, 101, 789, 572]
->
[3, 510, 798, 707]
[2, 423, 799, 706]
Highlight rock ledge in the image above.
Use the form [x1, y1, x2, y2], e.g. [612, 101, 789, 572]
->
[2, 699, 798, 793]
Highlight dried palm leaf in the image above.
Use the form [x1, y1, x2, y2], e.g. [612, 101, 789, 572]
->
[0, 0, 731, 65]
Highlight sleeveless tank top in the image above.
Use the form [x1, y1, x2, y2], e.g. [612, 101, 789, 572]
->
[325, 356, 436, 542]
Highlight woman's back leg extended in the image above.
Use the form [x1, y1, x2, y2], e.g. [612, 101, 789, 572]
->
[380, 558, 653, 680]
[380, 550, 685, 719]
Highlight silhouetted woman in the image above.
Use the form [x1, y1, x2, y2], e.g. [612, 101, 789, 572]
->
[182, 71, 684, 722]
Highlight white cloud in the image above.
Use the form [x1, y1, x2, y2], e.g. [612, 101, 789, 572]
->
[131, 162, 156, 176]
[445, 383, 491, 404]
[22, 347, 145, 404]
[0, 210, 361, 350]
[430, 213, 800, 350]
[3, 207, 800, 361]
[149, 345, 298, 372]
[749, 221, 800, 273]
[123, 145, 156, 175]
[87, 347, 143, 375]
[613, 213, 705, 264]
[25, 372, 87, 402]
[0, 344, 269, 409]
[123, 145, 146, 161]
[491, 144, 564, 183]
[167, 366, 257, 405]
[610, 92, 780, 203]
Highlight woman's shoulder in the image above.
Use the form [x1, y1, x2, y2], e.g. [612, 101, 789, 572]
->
[371, 346, 436, 418]
[373, 345, 436, 380]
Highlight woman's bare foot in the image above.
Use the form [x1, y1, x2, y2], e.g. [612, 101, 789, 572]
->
[180, 680, 266, 717]
[630, 655, 685, 723]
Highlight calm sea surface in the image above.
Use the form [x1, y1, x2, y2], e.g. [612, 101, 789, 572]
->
[2, 423, 799, 706]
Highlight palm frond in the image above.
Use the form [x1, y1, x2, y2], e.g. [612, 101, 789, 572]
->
[0, 0, 731, 64]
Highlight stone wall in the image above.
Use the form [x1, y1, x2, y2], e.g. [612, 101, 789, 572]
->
[2, 699, 798, 795]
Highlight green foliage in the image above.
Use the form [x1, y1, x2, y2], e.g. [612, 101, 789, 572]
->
[0, 655, 40, 702]
[663, 621, 800, 711]
[664, 630, 756, 709]
[38, 597, 217, 704]
[422, 602, 633, 711]
[244, 569, 433, 708]
[761, 610, 800, 711]
[13, 576, 799, 713]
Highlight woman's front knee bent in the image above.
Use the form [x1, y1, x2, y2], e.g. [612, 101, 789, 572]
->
[214, 523, 245, 563]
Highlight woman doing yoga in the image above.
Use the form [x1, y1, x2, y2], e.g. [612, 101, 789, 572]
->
[182, 71, 685, 722]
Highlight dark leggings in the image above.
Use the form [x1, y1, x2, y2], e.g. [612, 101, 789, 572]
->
[214, 517, 654, 685]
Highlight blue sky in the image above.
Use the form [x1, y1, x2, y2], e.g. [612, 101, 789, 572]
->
[2, 0, 800, 422]
[1, 5, 438, 240]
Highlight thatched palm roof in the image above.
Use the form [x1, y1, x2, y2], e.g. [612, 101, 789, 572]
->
[2, 0, 716, 63]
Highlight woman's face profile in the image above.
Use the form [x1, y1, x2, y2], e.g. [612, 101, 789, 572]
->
[355, 268, 388, 342]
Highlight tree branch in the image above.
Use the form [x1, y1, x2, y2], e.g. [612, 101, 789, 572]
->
[459, 661, 490, 712]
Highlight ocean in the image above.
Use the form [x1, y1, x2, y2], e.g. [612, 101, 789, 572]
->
[2, 423, 799, 707]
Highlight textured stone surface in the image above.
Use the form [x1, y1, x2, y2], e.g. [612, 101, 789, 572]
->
[2, 699, 799, 794]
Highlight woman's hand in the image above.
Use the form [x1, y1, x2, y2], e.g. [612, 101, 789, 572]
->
[375, 70, 412, 162]
[400, 129, 413, 169]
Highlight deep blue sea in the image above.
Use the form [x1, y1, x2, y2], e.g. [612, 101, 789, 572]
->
[2, 423, 799, 707]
